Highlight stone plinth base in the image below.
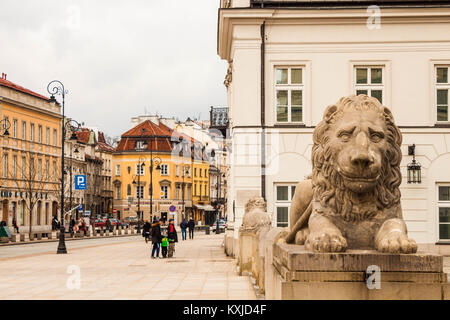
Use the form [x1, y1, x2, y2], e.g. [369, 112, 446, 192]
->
[270, 242, 449, 300]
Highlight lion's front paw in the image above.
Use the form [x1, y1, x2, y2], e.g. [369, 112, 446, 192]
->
[376, 232, 418, 254]
[305, 231, 347, 253]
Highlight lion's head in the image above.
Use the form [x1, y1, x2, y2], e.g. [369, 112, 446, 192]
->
[311, 95, 402, 222]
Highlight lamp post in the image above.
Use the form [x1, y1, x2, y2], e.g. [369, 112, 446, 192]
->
[180, 165, 190, 221]
[0, 118, 11, 136]
[132, 156, 146, 233]
[47, 80, 69, 254]
[65, 120, 81, 219]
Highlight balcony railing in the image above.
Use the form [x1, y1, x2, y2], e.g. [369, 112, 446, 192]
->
[210, 107, 228, 128]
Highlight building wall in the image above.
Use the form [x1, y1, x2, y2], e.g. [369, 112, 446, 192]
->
[112, 153, 194, 225]
[0, 87, 61, 233]
[219, 7, 450, 249]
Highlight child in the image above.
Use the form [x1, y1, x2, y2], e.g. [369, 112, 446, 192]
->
[161, 233, 169, 258]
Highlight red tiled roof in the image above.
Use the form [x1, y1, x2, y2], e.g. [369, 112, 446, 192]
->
[98, 141, 115, 152]
[116, 120, 173, 153]
[76, 129, 92, 144]
[0, 76, 49, 101]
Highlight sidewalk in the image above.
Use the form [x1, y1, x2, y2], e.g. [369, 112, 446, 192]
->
[0, 233, 256, 300]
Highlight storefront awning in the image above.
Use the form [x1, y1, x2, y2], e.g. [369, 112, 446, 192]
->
[194, 204, 216, 211]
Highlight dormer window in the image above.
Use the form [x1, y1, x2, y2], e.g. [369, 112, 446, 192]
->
[136, 140, 147, 150]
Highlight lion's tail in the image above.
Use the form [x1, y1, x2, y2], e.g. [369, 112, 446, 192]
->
[285, 201, 312, 244]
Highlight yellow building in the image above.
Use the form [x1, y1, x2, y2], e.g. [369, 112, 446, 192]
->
[113, 117, 190, 225]
[0, 74, 61, 234]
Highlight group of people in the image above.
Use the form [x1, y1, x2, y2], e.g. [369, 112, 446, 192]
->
[69, 217, 88, 237]
[142, 217, 178, 259]
[179, 218, 196, 241]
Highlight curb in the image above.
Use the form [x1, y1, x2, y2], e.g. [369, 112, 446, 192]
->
[0, 233, 140, 247]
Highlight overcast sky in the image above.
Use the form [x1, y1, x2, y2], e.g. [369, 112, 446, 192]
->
[0, 0, 227, 138]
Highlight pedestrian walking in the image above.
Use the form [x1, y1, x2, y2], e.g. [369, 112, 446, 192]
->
[167, 219, 178, 258]
[143, 220, 151, 244]
[161, 233, 168, 258]
[188, 218, 195, 239]
[52, 216, 58, 231]
[12, 217, 19, 233]
[69, 218, 76, 237]
[81, 220, 86, 236]
[151, 218, 162, 259]
[105, 217, 112, 232]
[180, 219, 188, 241]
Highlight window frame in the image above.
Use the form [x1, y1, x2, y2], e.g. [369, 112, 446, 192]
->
[437, 184, 450, 242]
[160, 164, 169, 176]
[161, 185, 169, 199]
[274, 184, 297, 228]
[274, 66, 305, 124]
[353, 65, 385, 104]
[435, 65, 450, 123]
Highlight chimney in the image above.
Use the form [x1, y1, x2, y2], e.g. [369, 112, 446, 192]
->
[1, 73, 6, 80]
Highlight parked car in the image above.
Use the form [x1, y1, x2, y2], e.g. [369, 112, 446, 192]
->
[124, 216, 139, 226]
[211, 220, 227, 232]
[91, 218, 106, 230]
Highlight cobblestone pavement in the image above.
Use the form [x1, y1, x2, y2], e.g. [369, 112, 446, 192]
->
[0, 233, 256, 300]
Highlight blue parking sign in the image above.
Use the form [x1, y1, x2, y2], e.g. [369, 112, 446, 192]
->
[75, 175, 87, 190]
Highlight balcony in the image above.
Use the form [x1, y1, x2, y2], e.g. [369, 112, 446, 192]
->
[210, 106, 228, 136]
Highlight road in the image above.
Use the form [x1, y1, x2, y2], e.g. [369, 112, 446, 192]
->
[0, 233, 256, 300]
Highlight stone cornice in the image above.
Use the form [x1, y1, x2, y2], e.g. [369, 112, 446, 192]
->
[218, 7, 450, 60]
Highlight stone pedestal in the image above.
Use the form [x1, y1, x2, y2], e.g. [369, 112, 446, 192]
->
[20, 233, 29, 242]
[269, 242, 449, 300]
[238, 229, 257, 275]
[11, 234, 21, 242]
[48, 231, 57, 240]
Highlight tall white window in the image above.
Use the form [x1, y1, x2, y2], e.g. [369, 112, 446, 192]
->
[21, 156, 26, 179]
[13, 119, 18, 138]
[38, 125, 42, 143]
[30, 123, 35, 141]
[22, 121, 26, 140]
[115, 164, 120, 176]
[175, 165, 179, 177]
[438, 185, 450, 241]
[53, 129, 57, 146]
[38, 159, 42, 181]
[275, 184, 297, 227]
[187, 185, 191, 200]
[45, 160, 49, 181]
[160, 164, 169, 176]
[2, 153, 8, 178]
[52, 160, 57, 182]
[12, 155, 17, 179]
[354, 66, 384, 103]
[436, 66, 449, 122]
[46, 127, 50, 144]
[135, 163, 144, 175]
[136, 185, 144, 199]
[161, 185, 169, 199]
[275, 67, 304, 123]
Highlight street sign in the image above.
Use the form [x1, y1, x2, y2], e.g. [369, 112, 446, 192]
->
[169, 205, 176, 212]
[78, 204, 84, 211]
[113, 209, 117, 214]
[75, 175, 87, 190]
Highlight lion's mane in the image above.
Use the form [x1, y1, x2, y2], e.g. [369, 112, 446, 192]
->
[311, 95, 402, 222]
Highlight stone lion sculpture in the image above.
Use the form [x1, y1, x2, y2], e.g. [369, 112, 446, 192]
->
[242, 196, 271, 230]
[285, 95, 417, 254]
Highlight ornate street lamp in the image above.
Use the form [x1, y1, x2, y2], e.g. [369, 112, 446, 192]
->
[132, 156, 146, 233]
[0, 118, 11, 136]
[47, 80, 69, 254]
[64, 120, 81, 220]
[407, 144, 421, 184]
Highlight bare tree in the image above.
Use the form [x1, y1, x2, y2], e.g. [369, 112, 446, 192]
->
[10, 154, 55, 237]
